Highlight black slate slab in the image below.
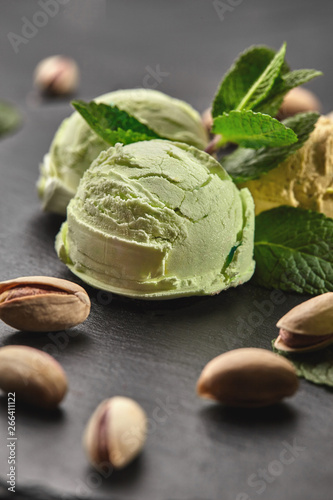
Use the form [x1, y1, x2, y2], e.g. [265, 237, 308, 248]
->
[1, 1, 333, 499]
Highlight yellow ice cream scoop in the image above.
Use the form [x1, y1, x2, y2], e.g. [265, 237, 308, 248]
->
[240, 116, 333, 217]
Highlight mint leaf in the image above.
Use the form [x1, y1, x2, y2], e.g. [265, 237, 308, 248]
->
[273, 342, 333, 387]
[254, 69, 323, 116]
[236, 43, 286, 111]
[0, 101, 21, 137]
[72, 100, 162, 146]
[222, 112, 319, 183]
[212, 44, 289, 117]
[253, 207, 333, 295]
[212, 43, 322, 121]
[212, 110, 297, 149]
[210, 43, 320, 154]
[282, 69, 323, 90]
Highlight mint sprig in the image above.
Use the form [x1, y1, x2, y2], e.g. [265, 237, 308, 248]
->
[211, 43, 321, 151]
[212, 110, 297, 149]
[72, 100, 163, 146]
[222, 112, 319, 183]
[253, 207, 333, 295]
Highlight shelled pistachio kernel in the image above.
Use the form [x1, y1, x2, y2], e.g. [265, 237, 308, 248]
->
[83, 397, 147, 469]
[275, 292, 333, 353]
[0, 276, 91, 332]
[0, 345, 67, 409]
[197, 348, 299, 407]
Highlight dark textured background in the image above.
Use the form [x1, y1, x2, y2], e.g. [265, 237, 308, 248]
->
[0, 1, 333, 499]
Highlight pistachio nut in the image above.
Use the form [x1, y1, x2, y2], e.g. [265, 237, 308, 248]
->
[34, 55, 79, 96]
[0, 276, 91, 332]
[197, 348, 299, 407]
[0, 345, 67, 409]
[83, 397, 147, 469]
[275, 292, 333, 353]
[201, 107, 213, 133]
[277, 87, 321, 119]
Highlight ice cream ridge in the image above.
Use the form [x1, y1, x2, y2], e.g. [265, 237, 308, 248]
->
[38, 88, 209, 215]
[56, 140, 255, 299]
[241, 116, 333, 217]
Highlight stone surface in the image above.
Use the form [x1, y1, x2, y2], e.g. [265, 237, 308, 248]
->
[1, 1, 333, 499]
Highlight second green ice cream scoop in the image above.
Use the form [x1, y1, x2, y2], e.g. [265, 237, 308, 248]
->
[56, 140, 255, 299]
[37, 88, 208, 215]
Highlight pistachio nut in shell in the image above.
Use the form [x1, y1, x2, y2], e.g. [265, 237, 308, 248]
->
[275, 292, 333, 353]
[33, 55, 79, 95]
[0, 276, 91, 332]
[197, 348, 299, 407]
[83, 397, 147, 469]
[201, 107, 213, 133]
[0, 345, 67, 409]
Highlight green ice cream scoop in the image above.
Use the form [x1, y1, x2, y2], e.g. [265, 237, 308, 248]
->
[38, 88, 208, 215]
[56, 140, 255, 299]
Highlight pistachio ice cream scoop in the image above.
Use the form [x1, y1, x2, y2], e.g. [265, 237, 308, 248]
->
[56, 140, 255, 299]
[241, 116, 333, 216]
[37, 88, 209, 215]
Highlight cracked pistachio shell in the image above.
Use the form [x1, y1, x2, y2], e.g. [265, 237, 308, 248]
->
[277, 293, 333, 336]
[0, 345, 67, 409]
[0, 276, 90, 332]
[83, 397, 147, 469]
[34, 55, 79, 95]
[275, 293, 333, 353]
[197, 348, 299, 407]
[274, 334, 333, 353]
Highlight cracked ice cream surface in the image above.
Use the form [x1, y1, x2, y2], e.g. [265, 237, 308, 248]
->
[37, 88, 208, 215]
[56, 140, 255, 299]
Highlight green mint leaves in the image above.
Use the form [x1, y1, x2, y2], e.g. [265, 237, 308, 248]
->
[222, 112, 319, 183]
[0, 101, 21, 138]
[214, 45, 328, 303]
[212, 110, 297, 149]
[72, 100, 163, 146]
[273, 342, 333, 387]
[253, 207, 333, 295]
[211, 43, 321, 150]
[234, 43, 287, 112]
[254, 69, 323, 117]
[212, 44, 288, 116]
